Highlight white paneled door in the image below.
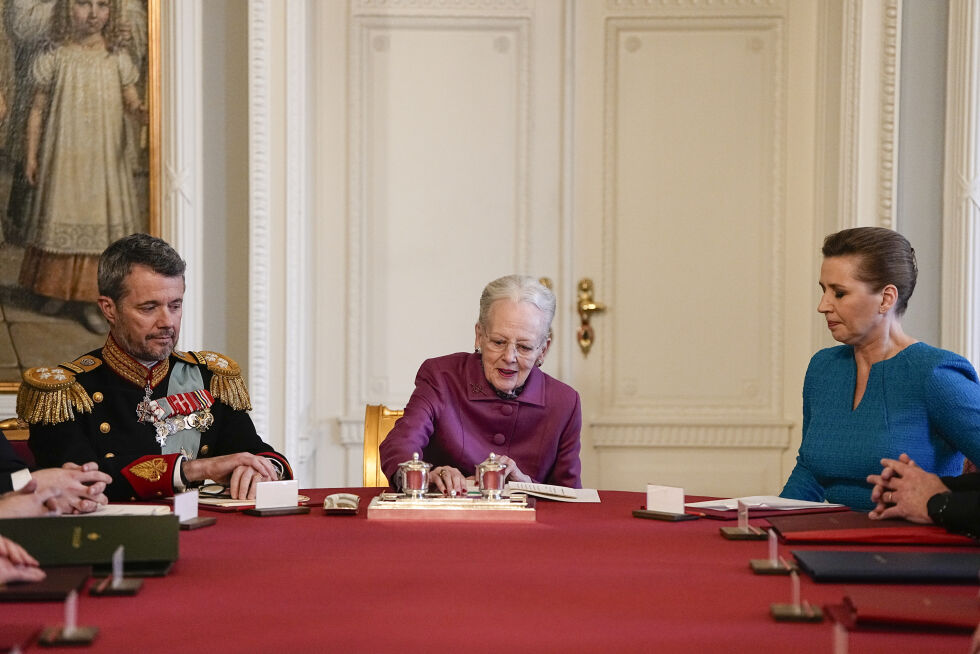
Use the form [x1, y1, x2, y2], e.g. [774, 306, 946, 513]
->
[315, 0, 824, 493]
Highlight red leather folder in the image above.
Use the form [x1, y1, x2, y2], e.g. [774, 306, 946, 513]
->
[767, 511, 978, 545]
[688, 505, 848, 520]
[826, 589, 980, 632]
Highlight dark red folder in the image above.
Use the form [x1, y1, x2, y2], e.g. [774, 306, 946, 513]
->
[826, 588, 980, 632]
[767, 511, 978, 545]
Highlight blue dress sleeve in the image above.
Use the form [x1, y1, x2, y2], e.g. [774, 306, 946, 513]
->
[780, 365, 826, 501]
[924, 357, 980, 465]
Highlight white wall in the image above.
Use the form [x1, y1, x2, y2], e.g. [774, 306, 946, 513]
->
[897, 0, 947, 348]
[186, 0, 956, 489]
[201, 0, 251, 373]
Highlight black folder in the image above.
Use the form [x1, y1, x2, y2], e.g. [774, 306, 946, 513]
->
[0, 514, 178, 576]
[0, 565, 91, 601]
[793, 550, 980, 583]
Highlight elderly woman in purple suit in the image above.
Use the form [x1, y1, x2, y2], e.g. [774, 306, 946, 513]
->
[380, 275, 583, 493]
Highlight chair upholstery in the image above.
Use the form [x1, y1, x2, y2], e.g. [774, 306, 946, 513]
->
[362, 404, 403, 487]
[0, 417, 34, 469]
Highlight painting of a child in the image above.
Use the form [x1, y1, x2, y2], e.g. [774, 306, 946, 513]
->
[17, 0, 146, 332]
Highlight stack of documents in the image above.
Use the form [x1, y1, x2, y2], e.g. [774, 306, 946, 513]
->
[506, 482, 600, 503]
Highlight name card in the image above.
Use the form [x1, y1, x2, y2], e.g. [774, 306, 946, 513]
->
[646, 484, 684, 514]
[173, 490, 199, 522]
[255, 480, 299, 509]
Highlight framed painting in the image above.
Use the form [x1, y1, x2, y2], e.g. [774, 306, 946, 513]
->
[0, 0, 159, 391]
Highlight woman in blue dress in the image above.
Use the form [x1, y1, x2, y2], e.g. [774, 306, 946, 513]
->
[780, 227, 980, 510]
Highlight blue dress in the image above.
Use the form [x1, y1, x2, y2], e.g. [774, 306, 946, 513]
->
[780, 342, 980, 510]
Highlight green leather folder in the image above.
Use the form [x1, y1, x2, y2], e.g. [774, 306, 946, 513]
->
[0, 514, 179, 576]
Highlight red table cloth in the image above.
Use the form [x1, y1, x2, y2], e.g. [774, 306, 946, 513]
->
[1, 489, 975, 653]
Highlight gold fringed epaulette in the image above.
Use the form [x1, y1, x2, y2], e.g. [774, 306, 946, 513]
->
[17, 366, 94, 425]
[194, 351, 252, 411]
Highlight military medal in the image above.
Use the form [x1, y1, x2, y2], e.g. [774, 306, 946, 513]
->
[136, 380, 154, 423]
[149, 390, 215, 447]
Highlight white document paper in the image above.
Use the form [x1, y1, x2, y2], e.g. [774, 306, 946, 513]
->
[506, 481, 601, 503]
[76, 503, 171, 517]
[684, 495, 845, 511]
[255, 479, 299, 509]
[173, 489, 199, 522]
[646, 485, 685, 513]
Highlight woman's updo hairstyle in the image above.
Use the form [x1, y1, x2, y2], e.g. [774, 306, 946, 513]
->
[822, 227, 918, 316]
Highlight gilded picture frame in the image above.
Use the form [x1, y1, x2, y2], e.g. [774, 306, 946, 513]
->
[0, 0, 159, 393]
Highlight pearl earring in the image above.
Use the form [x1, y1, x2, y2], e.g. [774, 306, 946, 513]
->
[475, 347, 482, 354]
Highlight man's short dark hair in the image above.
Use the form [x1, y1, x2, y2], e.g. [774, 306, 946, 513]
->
[98, 233, 186, 302]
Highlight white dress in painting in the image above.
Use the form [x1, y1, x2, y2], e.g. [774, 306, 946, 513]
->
[23, 43, 141, 258]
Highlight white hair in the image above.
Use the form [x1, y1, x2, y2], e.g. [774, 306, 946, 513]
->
[478, 275, 556, 339]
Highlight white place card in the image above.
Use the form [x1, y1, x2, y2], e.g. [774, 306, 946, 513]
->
[174, 490, 199, 522]
[646, 484, 684, 514]
[255, 480, 299, 509]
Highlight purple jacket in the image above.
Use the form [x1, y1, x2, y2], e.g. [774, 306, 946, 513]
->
[379, 352, 582, 488]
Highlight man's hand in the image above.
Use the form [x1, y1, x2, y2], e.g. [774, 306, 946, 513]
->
[31, 463, 111, 514]
[182, 453, 278, 500]
[0, 480, 60, 518]
[867, 453, 950, 523]
[0, 536, 44, 585]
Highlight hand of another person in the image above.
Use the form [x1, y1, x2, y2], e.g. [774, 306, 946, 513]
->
[429, 466, 465, 496]
[0, 536, 44, 585]
[182, 453, 278, 500]
[31, 463, 111, 514]
[496, 455, 532, 484]
[0, 480, 61, 518]
[867, 454, 950, 523]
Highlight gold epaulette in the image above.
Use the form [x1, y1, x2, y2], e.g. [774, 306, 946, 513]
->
[60, 354, 103, 374]
[17, 366, 94, 425]
[192, 351, 252, 411]
[171, 350, 197, 365]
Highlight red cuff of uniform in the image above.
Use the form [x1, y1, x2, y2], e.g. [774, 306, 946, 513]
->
[259, 452, 293, 480]
[121, 453, 181, 499]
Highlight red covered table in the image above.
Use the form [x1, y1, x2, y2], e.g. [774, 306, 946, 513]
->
[1, 489, 975, 653]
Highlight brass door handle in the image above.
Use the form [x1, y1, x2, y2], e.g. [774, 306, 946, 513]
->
[576, 278, 606, 356]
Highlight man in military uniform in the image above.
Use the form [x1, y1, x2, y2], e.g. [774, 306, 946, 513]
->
[19, 234, 292, 501]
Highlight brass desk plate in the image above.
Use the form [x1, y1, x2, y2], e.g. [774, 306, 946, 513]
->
[366, 492, 536, 522]
[750, 558, 798, 575]
[770, 602, 823, 622]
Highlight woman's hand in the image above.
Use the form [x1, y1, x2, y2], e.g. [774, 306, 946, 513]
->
[496, 455, 532, 484]
[429, 466, 465, 496]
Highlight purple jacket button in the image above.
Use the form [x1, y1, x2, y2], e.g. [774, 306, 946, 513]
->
[493, 433, 506, 445]
[501, 405, 514, 416]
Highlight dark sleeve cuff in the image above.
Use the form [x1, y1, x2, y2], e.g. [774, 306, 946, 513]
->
[940, 472, 980, 492]
[927, 490, 980, 539]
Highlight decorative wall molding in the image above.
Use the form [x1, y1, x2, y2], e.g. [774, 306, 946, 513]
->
[247, 0, 272, 441]
[877, 0, 901, 227]
[942, 0, 980, 369]
[600, 16, 785, 420]
[284, 1, 314, 469]
[592, 421, 793, 448]
[605, 0, 783, 14]
[837, 0, 902, 229]
[354, 0, 529, 12]
[160, 1, 203, 350]
[346, 14, 532, 419]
